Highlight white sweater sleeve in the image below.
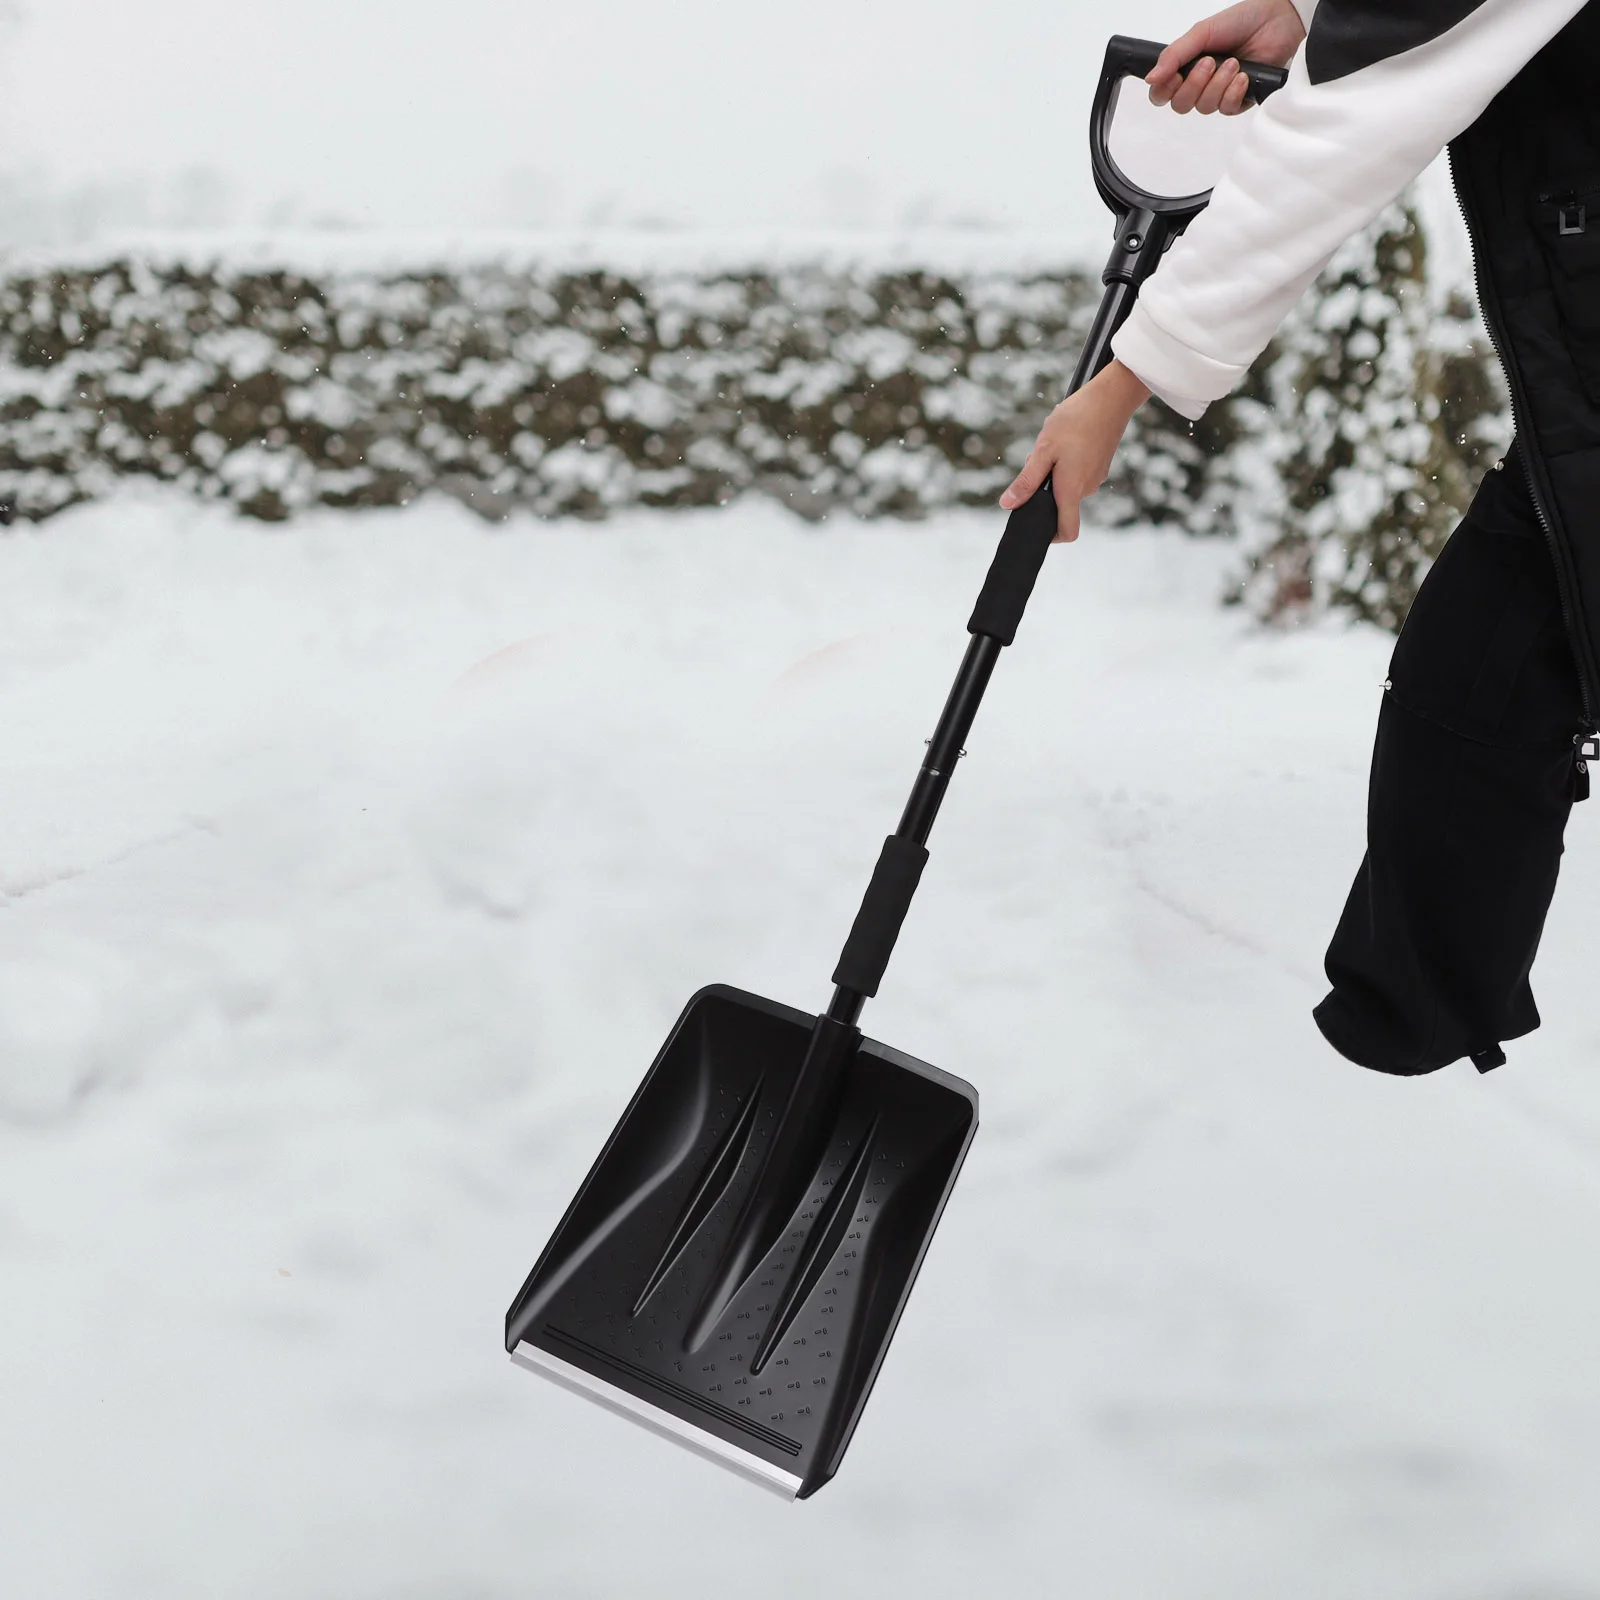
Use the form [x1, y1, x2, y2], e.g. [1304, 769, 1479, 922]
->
[1111, 0, 1589, 420]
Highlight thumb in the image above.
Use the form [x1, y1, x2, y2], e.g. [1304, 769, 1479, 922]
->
[1000, 447, 1052, 510]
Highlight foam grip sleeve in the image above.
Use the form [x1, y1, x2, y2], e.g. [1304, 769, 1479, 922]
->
[966, 481, 1058, 645]
[831, 835, 931, 998]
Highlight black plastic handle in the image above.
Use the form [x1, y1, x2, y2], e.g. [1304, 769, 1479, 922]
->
[1104, 33, 1290, 101]
[967, 482, 1062, 646]
[1092, 34, 1290, 221]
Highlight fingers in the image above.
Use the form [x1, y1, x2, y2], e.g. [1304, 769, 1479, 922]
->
[999, 448, 1050, 510]
[999, 451, 1086, 541]
[1154, 53, 1247, 115]
[1150, 54, 1217, 114]
[1147, 0, 1268, 116]
[1145, 54, 1187, 108]
[1050, 464, 1081, 544]
[1149, 53, 1255, 115]
[1196, 57, 1243, 113]
[1146, 18, 1224, 105]
[1147, 22, 1215, 99]
[1173, 54, 1219, 113]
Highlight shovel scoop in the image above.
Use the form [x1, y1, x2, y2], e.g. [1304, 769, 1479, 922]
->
[505, 35, 1288, 1500]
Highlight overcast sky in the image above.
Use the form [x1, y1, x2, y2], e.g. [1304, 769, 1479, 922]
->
[0, 0, 1471, 285]
[0, 0, 1223, 242]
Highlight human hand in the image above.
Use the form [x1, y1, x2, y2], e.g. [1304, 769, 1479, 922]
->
[1145, 0, 1306, 115]
[998, 360, 1151, 543]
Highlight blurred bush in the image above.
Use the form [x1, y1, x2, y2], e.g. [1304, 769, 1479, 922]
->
[1232, 200, 1510, 630]
[0, 204, 1509, 629]
[0, 255, 1323, 534]
[0, 261, 1110, 523]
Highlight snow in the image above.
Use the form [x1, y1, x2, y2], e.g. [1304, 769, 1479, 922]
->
[4, 491, 1600, 1595]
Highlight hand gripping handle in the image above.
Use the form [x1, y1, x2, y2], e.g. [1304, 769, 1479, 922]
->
[968, 35, 1290, 648]
[1093, 35, 1290, 219]
[966, 481, 1063, 646]
[1103, 33, 1290, 101]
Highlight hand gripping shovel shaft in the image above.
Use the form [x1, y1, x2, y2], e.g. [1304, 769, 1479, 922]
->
[505, 36, 1288, 1500]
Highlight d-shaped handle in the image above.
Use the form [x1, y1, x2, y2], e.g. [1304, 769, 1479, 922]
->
[1092, 34, 1291, 222]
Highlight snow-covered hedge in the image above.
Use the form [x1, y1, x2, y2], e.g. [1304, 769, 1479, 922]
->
[0, 211, 1510, 627]
[0, 253, 1261, 532]
[1234, 202, 1511, 629]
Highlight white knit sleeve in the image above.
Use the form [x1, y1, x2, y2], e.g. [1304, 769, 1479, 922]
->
[1110, 0, 1589, 420]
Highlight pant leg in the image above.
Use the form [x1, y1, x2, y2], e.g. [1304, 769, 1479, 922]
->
[1313, 440, 1586, 1076]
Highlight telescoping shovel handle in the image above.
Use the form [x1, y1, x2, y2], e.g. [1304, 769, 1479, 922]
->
[826, 36, 1289, 1026]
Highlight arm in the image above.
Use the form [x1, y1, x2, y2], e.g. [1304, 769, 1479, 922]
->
[1003, 1, 1309, 534]
[999, 360, 1151, 544]
[1008, 0, 1590, 537]
[1115, 0, 1592, 420]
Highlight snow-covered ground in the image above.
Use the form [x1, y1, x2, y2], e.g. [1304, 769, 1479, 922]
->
[4, 491, 1600, 1598]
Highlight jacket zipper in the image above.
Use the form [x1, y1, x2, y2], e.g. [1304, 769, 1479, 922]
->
[1448, 146, 1600, 796]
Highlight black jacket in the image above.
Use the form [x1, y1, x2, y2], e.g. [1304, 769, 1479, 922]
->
[1452, 2, 1600, 730]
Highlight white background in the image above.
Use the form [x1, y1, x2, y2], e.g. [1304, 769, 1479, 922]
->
[0, 0, 1209, 236]
[0, 0, 1467, 279]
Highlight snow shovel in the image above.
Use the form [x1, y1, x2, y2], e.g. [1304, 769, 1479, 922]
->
[505, 34, 1289, 1500]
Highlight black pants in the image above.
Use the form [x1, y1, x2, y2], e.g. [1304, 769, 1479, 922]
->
[1313, 440, 1587, 1075]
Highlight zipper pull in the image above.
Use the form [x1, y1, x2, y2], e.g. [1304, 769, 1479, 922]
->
[1575, 731, 1598, 802]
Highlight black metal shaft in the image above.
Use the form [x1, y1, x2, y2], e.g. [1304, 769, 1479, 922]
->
[826, 210, 1178, 1034]
[896, 634, 1003, 845]
[1070, 277, 1137, 393]
[826, 634, 1003, 1028]
[1072, 206, 1164, 391]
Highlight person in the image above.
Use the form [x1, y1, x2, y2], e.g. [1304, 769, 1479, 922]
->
[1002, 0, 1600, 1075]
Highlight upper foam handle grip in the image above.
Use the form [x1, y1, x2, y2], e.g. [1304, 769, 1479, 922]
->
[966, 480, 1060, 646]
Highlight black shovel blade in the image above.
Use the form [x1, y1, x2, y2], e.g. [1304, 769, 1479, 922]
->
[504, 984, 978, 1499]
